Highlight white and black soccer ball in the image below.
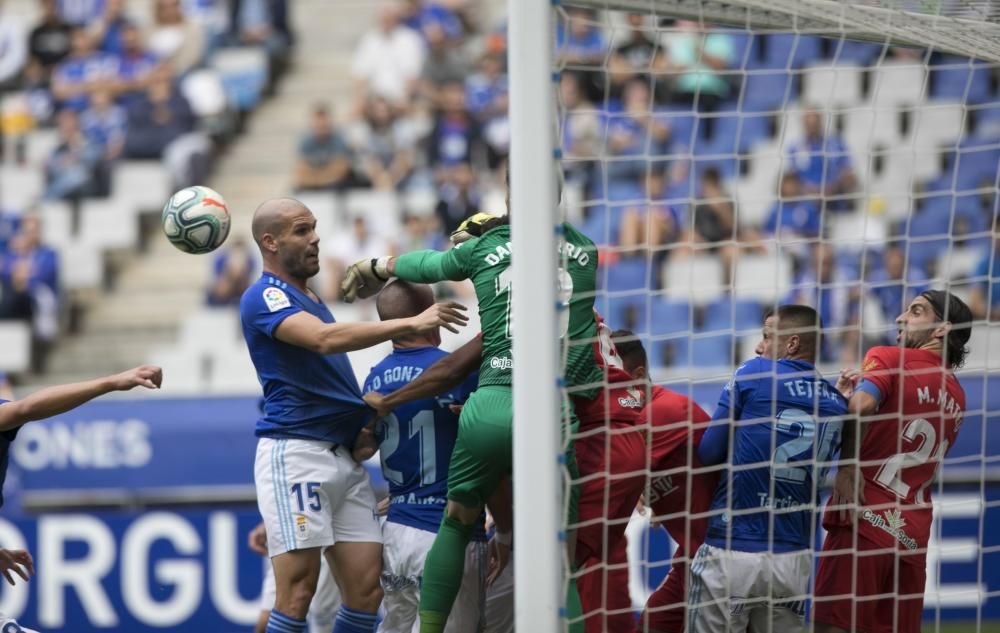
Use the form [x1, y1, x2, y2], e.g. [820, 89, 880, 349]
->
[161, 185, 231, 254]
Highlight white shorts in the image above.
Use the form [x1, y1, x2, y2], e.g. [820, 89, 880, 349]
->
[255, 438, 382, 556]
[377, 520, 487, 633]
[484, 560, 513, 633]
[259, 554, 341, 633]
[687, 544, 810, 633]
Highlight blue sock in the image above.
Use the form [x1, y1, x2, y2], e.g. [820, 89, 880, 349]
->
[332, 606, 378, 633]
[266, 609, 306, 633]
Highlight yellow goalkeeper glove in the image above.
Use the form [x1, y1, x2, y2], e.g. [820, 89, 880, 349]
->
[450, 212, 501, 245]
[341, 256, 392, 303]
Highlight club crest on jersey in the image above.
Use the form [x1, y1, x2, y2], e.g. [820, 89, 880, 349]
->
[295, 514, 308, 536]
[617, 387, 643, 409]
[863, 358, 879, 371]
[263, 287, 291, 312]
[862, 508, 917, 551]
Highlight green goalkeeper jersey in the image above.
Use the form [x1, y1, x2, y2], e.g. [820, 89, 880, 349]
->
[392, 222, 602, 397]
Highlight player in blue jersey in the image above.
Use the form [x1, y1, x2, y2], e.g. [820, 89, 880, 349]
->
[689, 304, 847, 632]
[0, 363, 162, 633]
[241, 198, 468, 633]
[362, 280, 487, 633]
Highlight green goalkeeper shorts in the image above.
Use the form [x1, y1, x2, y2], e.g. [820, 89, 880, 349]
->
[447, 385, 580, 529]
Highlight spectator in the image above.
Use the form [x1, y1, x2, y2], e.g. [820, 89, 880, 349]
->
[435, 161, 480, 235]
[0, 372, 14, 401]
[969, 220, 1000, 320]
[27, 0, 73, 87]
[207, 236, 254, 306]
[148, 0, 207, 77]
[605, 78, 669, 190]
[1, 214, 60, 371]
[0, 4, 27, 91]
[124, 67, 210, 188]
[88, 0, 131, 55]
[427, 80, 483, 176]
[400, 0, 464, 43]
[786, 107, 857, 209]
[664, 20, 735, 111]
[349, 96, 417, 191]
[560, 71, 601, 188]
[465, 50, 508, 170]
[113, 22, 161, 106]
[81, 88, 126, 160]
[607, 13, 669, 104]
[227, 0, 292, 85]
[350, 2, 424, 113]
[51, 27, 117, 112]
[688, 166, 736, 246]
[555, 7, 606, 102]
[294, 103, 355, 192]
[44, 108, 107, 200]
[865, 241, 929, 334]
[785, 242, 859, 362]
[398, 213, 444, 253]
[619, 166, 683, 254]
[418, 22, 467, 109]
[763, 171, 821, 241]
[324, 216, 394, 302]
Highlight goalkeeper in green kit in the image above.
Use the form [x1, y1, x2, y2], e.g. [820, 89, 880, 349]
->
[342, 195, 602, 633]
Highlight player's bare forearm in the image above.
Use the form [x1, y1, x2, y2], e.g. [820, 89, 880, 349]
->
[380, 336, 482, 411]
[316, 319, 425, 354]
[0, 366, 161, 431]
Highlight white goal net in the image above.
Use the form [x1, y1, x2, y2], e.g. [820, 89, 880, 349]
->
[538, 0, 1000, 631]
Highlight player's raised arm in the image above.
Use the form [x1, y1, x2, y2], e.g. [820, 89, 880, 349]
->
[363, 335, 483, 418]
[273, 302, 468, 355]
[0, 365, 162, 432]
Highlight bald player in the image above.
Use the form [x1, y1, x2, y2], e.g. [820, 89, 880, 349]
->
[240, 198, 468, 633]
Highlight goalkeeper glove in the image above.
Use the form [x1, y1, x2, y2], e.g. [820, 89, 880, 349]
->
[341, 256, 392, 303]
[450, 212, 500, 245]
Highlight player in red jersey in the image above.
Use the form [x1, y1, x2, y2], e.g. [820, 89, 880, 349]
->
[815, 290, 973, 633]
[609, 332, 716, 633]
[572, 315, 647, 633]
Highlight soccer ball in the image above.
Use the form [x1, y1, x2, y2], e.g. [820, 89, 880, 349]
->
[161, 185, 231, 254]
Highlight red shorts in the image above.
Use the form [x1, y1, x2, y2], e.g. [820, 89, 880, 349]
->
[813, 527, 926, 633]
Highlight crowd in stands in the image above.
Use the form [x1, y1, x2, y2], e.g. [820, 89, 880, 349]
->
[282, 3, 1000, 370]
[0, 0, 291, 374]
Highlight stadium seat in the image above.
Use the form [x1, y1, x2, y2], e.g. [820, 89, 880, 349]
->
[0, 166, 43, 210]
[147, 347, 203, 394]
[911, 102, 967, 150]
[38, 201, 74, 249]
[731, 252, 792, 304]
[930, 55, 994, 104]
[604, 257, 650, 291]
[831, 40, 884, 66]
[295, 191, 343, 233]
[344, 189, 400, 237]
[741, 71, 796, 113]
[689, 331, 735, 368]
[704, 297, 763, 334]
[802, 65, 863, 109]
[209, 348, 261, 393]
[658, 108, 698, 150]
[59, 243, 103, 290]
[961, 324, 1000, 372]
[844, 107, 902, 152]
[606, 294, 649, 334]
[936, 246, 987, 284]
[753, 34, 822, 70]
[971, 103, 1000, 138]
[180, 69, 229, 118]
[24, 129, 60, 167]
[662, 255, 726, 306]
[0, 321, 31, 373]
[947, 137, 1000, 190]
[869, 62, 927, 107]
[79, 198, 139, 250]
[826, 210, 889, 247]
[648, 298, 693, 368]
[111, 161, 172, 213]
[733, 176, 774, 230]
[180, 308, 242, 357]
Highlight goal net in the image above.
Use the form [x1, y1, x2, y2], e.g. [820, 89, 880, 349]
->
[542, 0, 1000, 631]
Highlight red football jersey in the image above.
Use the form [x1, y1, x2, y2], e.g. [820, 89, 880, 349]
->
[646, 385, 717, 558]
[572, 312, 645, 428]
[824, 346, 965, 562]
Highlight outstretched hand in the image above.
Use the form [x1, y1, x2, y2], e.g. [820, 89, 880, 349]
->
[111, 365, 162, 391]
[412, 302, 468, 334]
[363, 392, 391, 419]
[486, 535, 511, 588]
[247, 522, 268, 557]
[0, 548, 33, 586]
[830, 466, 866, 522]
[835, 368, 861, 399]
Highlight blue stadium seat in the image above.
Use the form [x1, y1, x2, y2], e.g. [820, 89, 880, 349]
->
[690, 332, 735, 368]
[607, 294, 650, 334]
[947, 137, 1000, 189]
[907, 197, 954, 272]
[604, 257, 651, 292]
[752, 34, 823, 69]
[741, 72, 797, 112]
[658, 107, 698, 150]
[704, 297, 764, 332]
[931, 55, 995, 104]
[649, 298, 693, 367]
[831, 40, 884, 66]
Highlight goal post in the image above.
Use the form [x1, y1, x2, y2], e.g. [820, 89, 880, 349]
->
[509, 0, 1000, 630]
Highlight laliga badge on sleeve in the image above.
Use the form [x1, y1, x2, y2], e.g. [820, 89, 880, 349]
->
[263, 287, 291, 312]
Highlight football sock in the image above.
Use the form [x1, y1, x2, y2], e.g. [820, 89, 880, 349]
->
[266, 609, 306, 633]
[418, 515, 474, 633]
[332, 606, 378, 633]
